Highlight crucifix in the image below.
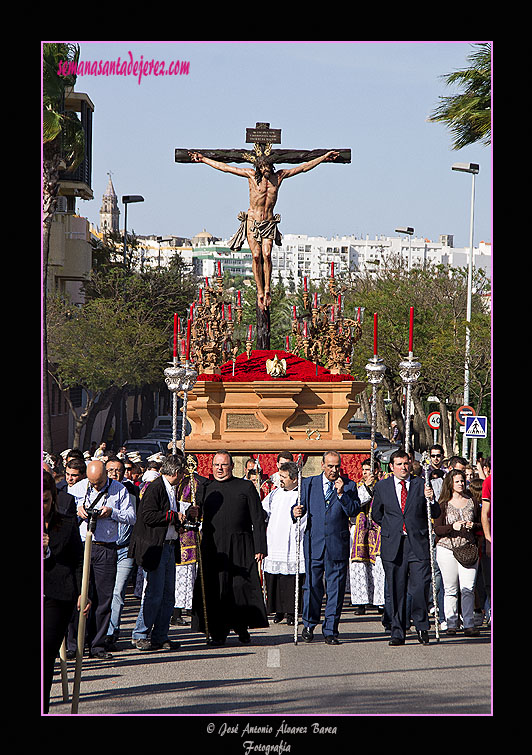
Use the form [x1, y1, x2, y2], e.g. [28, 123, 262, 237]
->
[175, 122, 351, 349]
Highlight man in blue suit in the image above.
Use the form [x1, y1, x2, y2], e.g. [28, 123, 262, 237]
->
[371, 449, 440, 646]
[292, 451, 360, 645]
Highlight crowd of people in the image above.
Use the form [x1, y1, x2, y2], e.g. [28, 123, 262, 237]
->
[42, 442, 491, 711]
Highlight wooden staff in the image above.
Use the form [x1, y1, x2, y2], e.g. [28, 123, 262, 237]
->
[421, 452, 441, 643]
[185, 455, 209, 643]
[59, 639, 69, 703]
[254, 454, 267, 607]
[71, 511, 97, 714]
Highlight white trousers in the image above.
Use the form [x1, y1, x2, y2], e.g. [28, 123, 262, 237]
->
[435, 545, 478, 629]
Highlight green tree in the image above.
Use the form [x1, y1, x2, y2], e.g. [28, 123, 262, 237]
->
[428, 42, 491, 149]
[47, 292, 167, 449]
[345, 259, 490, 454]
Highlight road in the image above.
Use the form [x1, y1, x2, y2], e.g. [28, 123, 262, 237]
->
[47, 587, 492, 729]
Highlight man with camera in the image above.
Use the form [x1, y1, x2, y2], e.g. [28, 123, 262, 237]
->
[70, 459, 136, 659]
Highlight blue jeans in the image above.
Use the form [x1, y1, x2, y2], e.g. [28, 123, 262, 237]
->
[107, 546, 135, 639]
[132, 542, 176, 645]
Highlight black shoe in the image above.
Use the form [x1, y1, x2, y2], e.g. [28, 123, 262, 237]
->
[388, 637, 405, 646]
[207, 636, 226, 647]
[170, 608, 187, 626]
[273, 613, 284, 623]
[324, 635, 340, 645]
[286, 615, 295, 626]
[417, 630, 430, 645]
[354, 606, 366, 615]
[134, 639, 155, 651]
[238, 629, 251, 644]
[152, 639, 181, 650]
[301, 626, 314, 643]
[89, 650, 113, 659]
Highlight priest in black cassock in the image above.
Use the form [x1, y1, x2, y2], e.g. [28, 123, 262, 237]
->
[191, 450, 269, 645]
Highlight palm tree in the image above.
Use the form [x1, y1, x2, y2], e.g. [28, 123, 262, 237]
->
[428, 42, 491, 150]
[42, 42, 85, 451]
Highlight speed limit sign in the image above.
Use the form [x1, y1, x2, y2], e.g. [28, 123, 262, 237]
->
[427, 411, 441, 429]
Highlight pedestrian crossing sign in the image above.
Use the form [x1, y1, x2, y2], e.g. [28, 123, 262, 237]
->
[465, 415, 488, 438]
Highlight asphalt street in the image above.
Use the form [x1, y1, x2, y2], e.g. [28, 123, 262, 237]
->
[46, 586, 492, 725]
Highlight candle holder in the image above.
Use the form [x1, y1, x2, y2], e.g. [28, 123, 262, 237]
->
[291, 274, 362, 373]
[399, 354, 421, 455]
[365, 355, 387, 473]
[188, 276, 244, 374]
[245, 339, 253, 361]
[179, 361, 198, 453]
[164, 358, 187, 454]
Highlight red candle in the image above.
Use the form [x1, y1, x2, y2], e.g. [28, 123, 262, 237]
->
[237, 290, 241, 306]
[409, 306, 414, 353]
[221, 303, 225, 319]
[248, 325, 253, 341]
[180, 338, 186, 358]
[331, 261, 335, 278]
[293, 305, 297, 320]
[186, 318, 191, 360]
[189, 304, 194, 322]
[217, 260, 221, 276]
[173, 313, 178, 357]
[198, 287, 203, 305]
[357, 307, 361, 322]
[313, 292, 318, 308]
[205, 276, 209, 289]
[228, 304, 232, 321]
[304, 276, 308, 292]
[286, 335, 290, 350]
[304, 321, 308, 337]
[338, 294, 342, 310]
[374, 313, 378, 356]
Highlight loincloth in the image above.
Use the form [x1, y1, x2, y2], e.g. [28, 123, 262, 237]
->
[228, 211, 282, 251]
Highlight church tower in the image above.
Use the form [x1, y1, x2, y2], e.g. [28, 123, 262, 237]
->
[100, 172, 120, 236]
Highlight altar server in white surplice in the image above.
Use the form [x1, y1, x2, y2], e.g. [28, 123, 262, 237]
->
[262, 461, 307, 626]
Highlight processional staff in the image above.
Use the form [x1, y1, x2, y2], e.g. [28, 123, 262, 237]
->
[294, 453, 304, 646]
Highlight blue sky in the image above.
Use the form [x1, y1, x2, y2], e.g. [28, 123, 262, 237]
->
[72, 41, 492, 249]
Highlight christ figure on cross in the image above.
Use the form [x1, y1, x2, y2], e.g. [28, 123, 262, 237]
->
[188, 150, 339, 311]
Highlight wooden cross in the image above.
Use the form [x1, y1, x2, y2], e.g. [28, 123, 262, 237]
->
[175, 123, 351, 349]
[175, 121, 351, 167]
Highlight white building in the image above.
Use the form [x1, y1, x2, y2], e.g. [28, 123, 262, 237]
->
[270, 233, 491, 285]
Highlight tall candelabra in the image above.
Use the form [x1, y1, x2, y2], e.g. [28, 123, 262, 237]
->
[189, 272, 244, 373]
[290, 270, 362, 373]
[398, 353, 421, 455]
[164, 356, 198, 454]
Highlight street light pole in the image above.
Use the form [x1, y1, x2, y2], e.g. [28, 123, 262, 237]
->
[395, 227, 414, 272]
[451, 163, 479, 461]
[122, 194, 144, 269]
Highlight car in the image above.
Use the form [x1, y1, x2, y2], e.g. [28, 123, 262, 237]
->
[123, 438, 171, 462]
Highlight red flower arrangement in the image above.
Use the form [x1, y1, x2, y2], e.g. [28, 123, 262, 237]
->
[196, 350, 354, 383]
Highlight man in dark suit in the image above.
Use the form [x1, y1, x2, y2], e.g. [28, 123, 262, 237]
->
[371, 449, 440, 646]
[292, 451, 360, 645]
[129, 454, 197, 651]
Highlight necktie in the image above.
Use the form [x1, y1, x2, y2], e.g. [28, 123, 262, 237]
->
[325, 480, 335, 508]
[400, 480, 407, 533]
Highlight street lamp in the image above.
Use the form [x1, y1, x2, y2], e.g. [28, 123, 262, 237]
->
[157, 236, 173, 270]
[122, 194, 144, 268]
[395, 226, 414, 271]
[451, 162, 479, 461]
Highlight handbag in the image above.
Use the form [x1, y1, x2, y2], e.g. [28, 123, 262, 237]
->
[452, 540, 478, 567]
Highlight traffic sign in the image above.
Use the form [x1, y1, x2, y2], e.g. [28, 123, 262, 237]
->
[456, 405, 476, 425]
[427, 411, 440, 429]
[465, 415, 488, 438]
